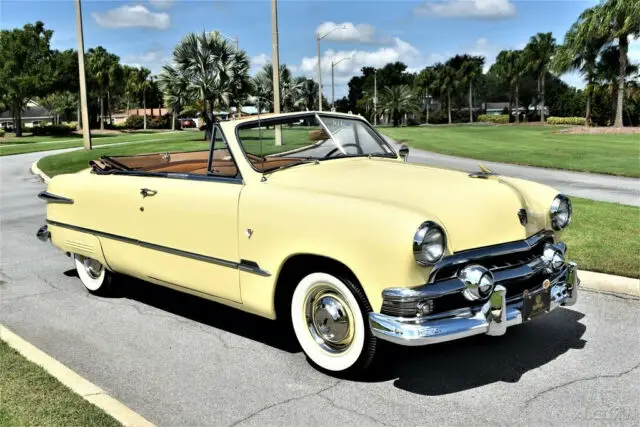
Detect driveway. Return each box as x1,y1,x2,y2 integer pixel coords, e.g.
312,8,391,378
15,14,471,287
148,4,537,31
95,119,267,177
383,138,640,207
1,151,639,426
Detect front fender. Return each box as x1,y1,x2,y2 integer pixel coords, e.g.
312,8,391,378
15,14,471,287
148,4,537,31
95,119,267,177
238,184,438,313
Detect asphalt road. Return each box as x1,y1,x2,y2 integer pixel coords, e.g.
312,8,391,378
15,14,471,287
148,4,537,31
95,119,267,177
383,138,640,206
1,151,640,426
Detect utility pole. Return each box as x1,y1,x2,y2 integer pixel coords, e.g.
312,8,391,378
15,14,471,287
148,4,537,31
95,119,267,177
271,0,282,145
373,70,377,126
74,0,91,149
316,34,322,111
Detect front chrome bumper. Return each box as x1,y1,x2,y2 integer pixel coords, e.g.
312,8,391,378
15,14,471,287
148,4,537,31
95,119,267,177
369,262,579,346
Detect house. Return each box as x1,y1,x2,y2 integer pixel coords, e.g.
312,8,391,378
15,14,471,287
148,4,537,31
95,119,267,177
0,101,53,130
483,102,549,116
111,108,170,124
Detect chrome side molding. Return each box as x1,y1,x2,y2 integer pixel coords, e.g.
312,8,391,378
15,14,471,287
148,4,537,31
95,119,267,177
38,191,74,204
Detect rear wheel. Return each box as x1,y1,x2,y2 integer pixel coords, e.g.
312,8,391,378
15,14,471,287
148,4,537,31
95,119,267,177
290,272,377,373
74,255,115,296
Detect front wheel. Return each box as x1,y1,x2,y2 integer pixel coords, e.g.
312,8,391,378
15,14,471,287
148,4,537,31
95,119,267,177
290,272,377,374
74,255,115,296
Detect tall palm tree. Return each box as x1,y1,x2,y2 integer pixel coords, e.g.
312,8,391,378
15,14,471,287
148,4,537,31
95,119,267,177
86,47,118,130
460,55,485,123
123,65,138,117
172,31,250,136
525,32,556,121
594,0,640,127
133,67,152,130
430,62,460,124
379,85,420,127
158,64,191,130
595,45,639,124
295,78,320,111
252,63,303,112
553,7,607,126
492,50,527,123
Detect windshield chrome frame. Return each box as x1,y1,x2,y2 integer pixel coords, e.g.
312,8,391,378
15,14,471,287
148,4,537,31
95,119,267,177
234,112,397,174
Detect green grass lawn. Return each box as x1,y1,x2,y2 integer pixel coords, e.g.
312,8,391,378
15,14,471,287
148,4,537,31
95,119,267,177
0,341,121,426
0,130,202,156
379,125,640,177
563,198,639,278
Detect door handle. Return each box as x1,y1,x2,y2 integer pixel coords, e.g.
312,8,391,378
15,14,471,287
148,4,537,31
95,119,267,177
140,188,157,198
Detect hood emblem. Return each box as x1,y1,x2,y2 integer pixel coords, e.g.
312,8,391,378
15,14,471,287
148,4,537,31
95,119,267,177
469,164,498,179
517,209,528,226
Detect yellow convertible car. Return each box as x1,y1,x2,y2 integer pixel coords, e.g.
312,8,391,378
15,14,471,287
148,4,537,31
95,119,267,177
37,112,579,374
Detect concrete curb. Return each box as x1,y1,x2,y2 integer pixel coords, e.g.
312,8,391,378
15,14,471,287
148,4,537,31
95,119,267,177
31,159,50,183
29,160,639,298
579,270,640,298
0,325,155,427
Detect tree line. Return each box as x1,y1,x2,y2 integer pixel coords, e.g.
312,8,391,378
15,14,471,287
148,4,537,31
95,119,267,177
339,0,639,127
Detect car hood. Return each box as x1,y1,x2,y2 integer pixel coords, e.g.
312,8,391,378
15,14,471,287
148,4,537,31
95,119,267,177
265,157,556,252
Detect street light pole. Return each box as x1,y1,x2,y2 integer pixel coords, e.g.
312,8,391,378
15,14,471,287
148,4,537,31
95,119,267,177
316,25,347,111
271,0,282,145
373,70,377,126
74,0,91,150
331,56,351,110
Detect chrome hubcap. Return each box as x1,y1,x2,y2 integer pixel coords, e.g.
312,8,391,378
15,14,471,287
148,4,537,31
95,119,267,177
305,285,354,354
83,257,104,279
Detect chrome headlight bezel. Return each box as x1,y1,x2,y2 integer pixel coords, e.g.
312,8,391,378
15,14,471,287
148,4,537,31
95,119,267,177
413,221,446,266
550,194,572,230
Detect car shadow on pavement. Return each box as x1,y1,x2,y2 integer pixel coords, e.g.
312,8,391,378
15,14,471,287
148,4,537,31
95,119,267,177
368,308,587,395
79,270,586,395
98,272,300,353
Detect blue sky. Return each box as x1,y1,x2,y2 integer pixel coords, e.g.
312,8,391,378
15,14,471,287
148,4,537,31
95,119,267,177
3,0,637,99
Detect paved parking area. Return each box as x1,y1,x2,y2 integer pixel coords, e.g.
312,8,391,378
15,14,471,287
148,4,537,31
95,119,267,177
1,151,639,426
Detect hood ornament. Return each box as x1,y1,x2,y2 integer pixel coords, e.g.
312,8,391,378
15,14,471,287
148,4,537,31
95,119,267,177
469,164,498,179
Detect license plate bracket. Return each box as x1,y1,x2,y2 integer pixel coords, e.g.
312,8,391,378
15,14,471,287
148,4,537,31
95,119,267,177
522,286,551,320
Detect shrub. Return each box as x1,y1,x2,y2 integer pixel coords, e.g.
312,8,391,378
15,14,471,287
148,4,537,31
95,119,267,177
0,128,5,137
148,115,171,129
31,124,75,136
477,114,509,124
546,116,586,126
124,115,144,129
406,116,420,126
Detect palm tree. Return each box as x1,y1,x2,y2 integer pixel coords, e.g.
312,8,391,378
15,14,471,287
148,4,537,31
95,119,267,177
123,65,138,118
595,45,639,124
460,55,485,123
86,47,119,130
430,63,460,124
133,67,152,130
295,78,320,111
379,85,420,127
594,0,640,127
553,7,607,126
158,64,191,130
172,31,250,137
492,50,527,123
252,63,303,113
525,32,556,121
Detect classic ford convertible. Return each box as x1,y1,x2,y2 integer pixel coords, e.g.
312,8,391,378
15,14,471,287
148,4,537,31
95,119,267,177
37,112,578,373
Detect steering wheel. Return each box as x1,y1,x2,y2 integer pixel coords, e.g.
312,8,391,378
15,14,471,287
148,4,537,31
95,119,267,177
324,143,363,158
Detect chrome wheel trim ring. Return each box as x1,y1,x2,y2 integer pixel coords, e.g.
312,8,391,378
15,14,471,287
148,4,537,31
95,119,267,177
304,284,355,354
83,257,104,280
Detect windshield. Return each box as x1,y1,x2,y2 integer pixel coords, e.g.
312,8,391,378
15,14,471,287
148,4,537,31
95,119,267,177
236,114,396,173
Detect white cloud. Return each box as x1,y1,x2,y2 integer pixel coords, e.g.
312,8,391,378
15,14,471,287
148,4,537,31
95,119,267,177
629,36,640,65
297,37,422,99
414,0,516,19
122,49,172,74
92,5,170,30
250,53,270,75
148,0,175,9
316,22,379,44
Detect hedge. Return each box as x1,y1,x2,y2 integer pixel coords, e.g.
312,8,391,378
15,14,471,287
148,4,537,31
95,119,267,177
124,115,171,130
31,124,75,136
0,128,5,137
124,115,144,129
477,114,509,124
546,116,586,125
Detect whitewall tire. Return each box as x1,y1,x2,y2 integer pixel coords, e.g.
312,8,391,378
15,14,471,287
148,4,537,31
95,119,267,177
291,272,377,373
74,255,114,295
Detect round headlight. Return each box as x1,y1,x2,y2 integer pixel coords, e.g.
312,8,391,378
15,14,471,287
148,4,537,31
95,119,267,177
413,221,446,265
550,194,572,230
542,243,566,270
459,265,495,301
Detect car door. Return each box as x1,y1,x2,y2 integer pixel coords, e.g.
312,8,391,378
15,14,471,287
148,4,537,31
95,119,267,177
102,129,243,303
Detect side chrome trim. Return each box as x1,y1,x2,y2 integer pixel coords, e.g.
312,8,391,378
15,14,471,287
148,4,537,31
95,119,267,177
427,230,554,282
46,220,271,277
38,191,74,204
